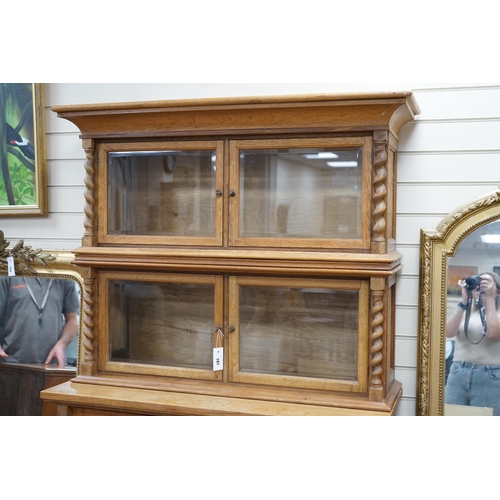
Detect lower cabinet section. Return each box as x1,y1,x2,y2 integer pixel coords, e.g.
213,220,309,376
101,272,371,393
38,269,402,417
41,379,402,416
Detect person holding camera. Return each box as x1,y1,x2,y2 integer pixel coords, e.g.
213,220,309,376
445,271,500,415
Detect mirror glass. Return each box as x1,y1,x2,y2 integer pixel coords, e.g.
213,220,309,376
0,270,83,416
0,276,80,365
444,219,500,415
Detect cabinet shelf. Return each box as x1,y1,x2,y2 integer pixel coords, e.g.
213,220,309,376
72,247,403,276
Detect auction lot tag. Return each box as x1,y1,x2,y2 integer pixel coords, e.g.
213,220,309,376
7,256,15,276
213,347,223,371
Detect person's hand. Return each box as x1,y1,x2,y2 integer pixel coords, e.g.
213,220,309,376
460,283,470,305
0,346,8,359
480,275,497,297
45,342,66,368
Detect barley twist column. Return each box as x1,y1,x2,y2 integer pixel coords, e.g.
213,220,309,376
80,272,96,376
82,139,96,247
79,139,97,375
371,131,389,254
370,289,385,402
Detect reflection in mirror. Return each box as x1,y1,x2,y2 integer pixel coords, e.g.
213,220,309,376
0,245,83,416
445,220,500,415
0,276,80,366
418,189,500,416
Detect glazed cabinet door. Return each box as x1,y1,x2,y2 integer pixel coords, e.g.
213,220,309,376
227,276,370,392
229,137,372,250
97,141,224,246
96,270,370,392
96,137,373,251
98,271,224,381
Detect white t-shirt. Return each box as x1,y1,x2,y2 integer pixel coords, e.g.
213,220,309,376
453,308,500,366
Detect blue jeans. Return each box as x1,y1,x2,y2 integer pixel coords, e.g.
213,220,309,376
445,361,500,415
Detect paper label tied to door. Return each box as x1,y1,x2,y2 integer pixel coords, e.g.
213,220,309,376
213,348,223,371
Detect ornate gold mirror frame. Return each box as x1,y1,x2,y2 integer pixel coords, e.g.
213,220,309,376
0,232,84,370
417,188,500,416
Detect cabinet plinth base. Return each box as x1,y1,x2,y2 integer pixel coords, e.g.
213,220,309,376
41,379,402,416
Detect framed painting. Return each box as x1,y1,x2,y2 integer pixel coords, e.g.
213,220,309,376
0,83,47,216
447,265,478,296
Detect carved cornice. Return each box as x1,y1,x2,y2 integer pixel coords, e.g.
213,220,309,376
52,92,419,140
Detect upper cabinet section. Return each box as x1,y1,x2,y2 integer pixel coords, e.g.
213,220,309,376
98,137,371,249
53,92,420,253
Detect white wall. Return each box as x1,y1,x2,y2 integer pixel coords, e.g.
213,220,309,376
6,83,499,415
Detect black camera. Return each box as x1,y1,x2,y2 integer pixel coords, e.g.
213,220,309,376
464,275,482,291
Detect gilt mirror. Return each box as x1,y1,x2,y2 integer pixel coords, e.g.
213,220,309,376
0,234,83,415
418,189,500,416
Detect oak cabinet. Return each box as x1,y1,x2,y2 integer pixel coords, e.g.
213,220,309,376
41,92,420,416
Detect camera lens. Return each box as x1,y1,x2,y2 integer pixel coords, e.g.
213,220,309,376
465,275,482,291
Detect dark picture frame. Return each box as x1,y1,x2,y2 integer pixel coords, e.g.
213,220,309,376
0,83,47,216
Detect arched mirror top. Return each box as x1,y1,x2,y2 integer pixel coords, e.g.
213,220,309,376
418,188,500,416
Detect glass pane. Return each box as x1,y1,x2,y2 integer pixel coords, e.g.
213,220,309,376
445,219,500,415
109,280,215,370
239,286,359,380
239,148,363,239
108,150,217,237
